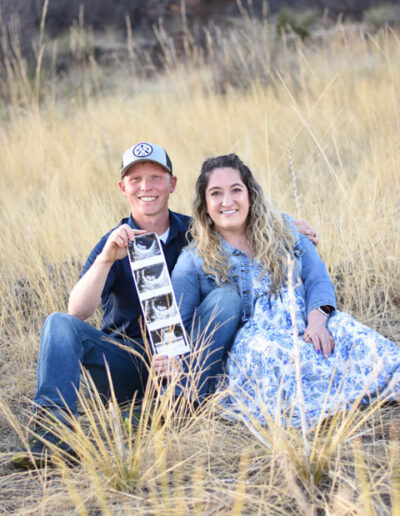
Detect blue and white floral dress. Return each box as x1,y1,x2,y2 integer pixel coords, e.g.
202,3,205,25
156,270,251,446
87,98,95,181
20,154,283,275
224,263,400,428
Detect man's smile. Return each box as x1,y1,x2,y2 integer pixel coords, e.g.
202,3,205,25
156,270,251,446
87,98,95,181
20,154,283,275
139,196,158,202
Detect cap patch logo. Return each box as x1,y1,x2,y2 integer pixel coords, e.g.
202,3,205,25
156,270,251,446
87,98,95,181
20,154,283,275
133,143,153,157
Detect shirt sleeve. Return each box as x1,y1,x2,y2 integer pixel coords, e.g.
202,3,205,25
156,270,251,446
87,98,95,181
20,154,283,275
171,248,201,330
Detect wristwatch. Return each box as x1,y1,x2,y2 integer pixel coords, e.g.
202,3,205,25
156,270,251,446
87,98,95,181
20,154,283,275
317,305,333,317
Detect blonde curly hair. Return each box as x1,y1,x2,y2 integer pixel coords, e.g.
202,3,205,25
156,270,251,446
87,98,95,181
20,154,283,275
190,154,295,296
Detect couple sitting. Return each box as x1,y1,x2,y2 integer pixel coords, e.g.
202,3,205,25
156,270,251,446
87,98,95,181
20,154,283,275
14,142,400,467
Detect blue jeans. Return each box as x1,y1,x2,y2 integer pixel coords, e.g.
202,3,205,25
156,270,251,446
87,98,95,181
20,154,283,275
34,313,149,418
34,286,243,418
178,286,243,403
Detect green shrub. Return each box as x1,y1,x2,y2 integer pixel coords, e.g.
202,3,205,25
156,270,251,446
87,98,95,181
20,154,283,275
364,4,400,29
277,7,320,41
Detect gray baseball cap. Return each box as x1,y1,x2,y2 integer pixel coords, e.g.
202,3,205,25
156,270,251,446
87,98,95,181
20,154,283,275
120,142,173,177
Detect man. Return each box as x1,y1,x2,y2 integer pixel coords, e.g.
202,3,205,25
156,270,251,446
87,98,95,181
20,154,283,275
12,142,244,468
13,142,317,468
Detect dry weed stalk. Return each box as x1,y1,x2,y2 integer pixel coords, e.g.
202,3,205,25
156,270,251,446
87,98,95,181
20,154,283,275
287,255,309,453
287,141,302,219
352,438,374,516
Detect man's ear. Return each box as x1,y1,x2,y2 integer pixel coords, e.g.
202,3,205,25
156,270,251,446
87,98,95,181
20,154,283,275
169,175,177,193
118,179,126,196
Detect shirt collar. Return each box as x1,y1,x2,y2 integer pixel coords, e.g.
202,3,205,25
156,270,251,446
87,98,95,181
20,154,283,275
127,213,141,230
127,211,187,242
167,211,188,242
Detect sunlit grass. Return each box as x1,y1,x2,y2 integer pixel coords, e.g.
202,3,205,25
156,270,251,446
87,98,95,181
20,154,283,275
0,14,399,514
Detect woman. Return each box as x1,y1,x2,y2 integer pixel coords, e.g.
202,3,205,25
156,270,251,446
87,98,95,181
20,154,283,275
171,153,400,427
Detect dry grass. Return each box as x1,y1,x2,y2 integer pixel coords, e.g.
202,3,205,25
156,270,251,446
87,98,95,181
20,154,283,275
0,14,399,515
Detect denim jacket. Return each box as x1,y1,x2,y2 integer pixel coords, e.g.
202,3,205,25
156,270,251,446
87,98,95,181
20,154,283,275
171,221,336,329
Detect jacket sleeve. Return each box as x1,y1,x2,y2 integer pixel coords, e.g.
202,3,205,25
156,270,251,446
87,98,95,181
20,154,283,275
299,233,337,315
171,249,201,330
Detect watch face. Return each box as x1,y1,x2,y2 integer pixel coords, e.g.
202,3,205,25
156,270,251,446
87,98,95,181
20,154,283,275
319,306,332,315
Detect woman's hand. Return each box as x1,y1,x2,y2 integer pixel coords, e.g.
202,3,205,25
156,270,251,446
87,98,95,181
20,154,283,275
152,354,183,379
304,309,334,358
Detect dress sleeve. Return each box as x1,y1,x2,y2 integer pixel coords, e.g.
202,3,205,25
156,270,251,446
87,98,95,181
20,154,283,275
171,248,201,330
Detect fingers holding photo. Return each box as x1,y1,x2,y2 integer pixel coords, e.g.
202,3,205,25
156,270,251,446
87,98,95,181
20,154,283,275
117,224,146,245
152,354,183,379
101,225,147,263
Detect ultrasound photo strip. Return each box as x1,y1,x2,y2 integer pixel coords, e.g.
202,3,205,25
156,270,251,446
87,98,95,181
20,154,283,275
128,233,190,357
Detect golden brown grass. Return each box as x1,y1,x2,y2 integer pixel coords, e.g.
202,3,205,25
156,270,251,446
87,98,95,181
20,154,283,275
0,15,399,515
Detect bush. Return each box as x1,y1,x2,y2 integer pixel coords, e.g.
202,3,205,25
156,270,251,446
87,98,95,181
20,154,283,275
276,7,320,40
364,4,400,29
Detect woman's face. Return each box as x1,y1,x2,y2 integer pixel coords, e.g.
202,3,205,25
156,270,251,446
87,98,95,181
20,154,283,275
205,167,250,236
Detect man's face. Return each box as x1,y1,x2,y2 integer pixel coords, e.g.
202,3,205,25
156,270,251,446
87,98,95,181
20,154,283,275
119,161,177,219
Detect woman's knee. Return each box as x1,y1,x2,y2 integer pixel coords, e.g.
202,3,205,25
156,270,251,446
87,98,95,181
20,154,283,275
212,286,243,319
202,286,243,322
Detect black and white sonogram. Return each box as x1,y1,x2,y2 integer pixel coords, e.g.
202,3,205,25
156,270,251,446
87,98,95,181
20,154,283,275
128,233,161,261
151,324,188,355
143,293,177,323
151,324,185,346
134,262,169,293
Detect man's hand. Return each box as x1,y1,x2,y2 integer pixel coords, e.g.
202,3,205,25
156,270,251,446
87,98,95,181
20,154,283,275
294,220,318,245
100,225,146,263
68,225,146,320
152,354,183,379
303,309,334,358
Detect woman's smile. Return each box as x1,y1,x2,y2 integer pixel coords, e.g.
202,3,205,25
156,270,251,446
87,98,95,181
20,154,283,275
220,209,238,215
